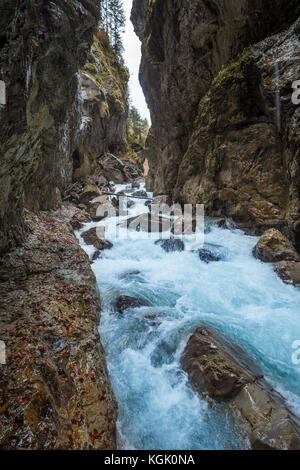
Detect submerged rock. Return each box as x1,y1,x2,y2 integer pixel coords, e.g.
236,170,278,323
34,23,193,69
181,326,300,450
81,227,113,251
115,295,150,314
134,190,148,198
155,239,185,253
193,243,227,263
127,199,135,209
253,229,299,263
118,271,141,280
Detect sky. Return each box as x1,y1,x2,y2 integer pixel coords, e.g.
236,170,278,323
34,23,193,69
122,0,151,123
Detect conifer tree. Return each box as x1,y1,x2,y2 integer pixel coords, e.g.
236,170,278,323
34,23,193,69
99,0,125,58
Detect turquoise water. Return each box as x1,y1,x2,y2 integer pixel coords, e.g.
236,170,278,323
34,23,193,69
78,183,300,450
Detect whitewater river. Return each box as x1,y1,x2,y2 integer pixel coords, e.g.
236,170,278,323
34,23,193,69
78,182,300,450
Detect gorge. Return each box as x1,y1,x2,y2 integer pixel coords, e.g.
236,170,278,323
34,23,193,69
0,0,300,451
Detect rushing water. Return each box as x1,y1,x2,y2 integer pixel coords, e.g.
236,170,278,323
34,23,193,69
78,182,300,450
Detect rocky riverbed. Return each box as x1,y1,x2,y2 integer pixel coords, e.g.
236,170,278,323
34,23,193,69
76,181,300,450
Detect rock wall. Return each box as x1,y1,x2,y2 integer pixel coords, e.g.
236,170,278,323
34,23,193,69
0,0,130,449
0,209,117,450
73,33,129,180
132,0,300,245
0,0,129,255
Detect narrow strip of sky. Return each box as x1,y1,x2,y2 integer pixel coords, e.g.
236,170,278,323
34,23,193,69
122,0,150,123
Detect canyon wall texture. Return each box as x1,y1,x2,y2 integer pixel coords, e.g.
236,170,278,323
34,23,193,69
0,0,130,449
132,0,300,245
0,0,128,255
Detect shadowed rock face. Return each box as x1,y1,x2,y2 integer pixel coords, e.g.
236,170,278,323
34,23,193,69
0,0,129,255
0,0,98,253
181,326,300,450
0,0,131,450
131,0,300,245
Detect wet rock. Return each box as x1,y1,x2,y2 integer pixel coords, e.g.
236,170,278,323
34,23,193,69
0,210,117,450
118,271,141,280
181,326,260,399
142,309,174,326
134,190,148,198
127,199,135,209
181,326,300,450
253,229,299,263
274,261,300,287
79,185,101,205
171,217,198,235
132,0,300,243
86,195,117,221
155,239,185,253
119,213,171,233
92,250,102,261
205,218,228,230
115,295,150,314
98,155,143,185
111,196,119,208
60,203,92,231
193,243,227,263
132,181,140,189
145,200,152,208
81,227,113,251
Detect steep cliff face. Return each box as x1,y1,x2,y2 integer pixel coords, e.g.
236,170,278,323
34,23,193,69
0,209,117,450
132,0,300,243
0,0,95,253
73,32,129,180
0,0,130,449
0,0,129,254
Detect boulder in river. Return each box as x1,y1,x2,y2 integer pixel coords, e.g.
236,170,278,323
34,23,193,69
115,295,150,314
193,243,227,263
274,261,300,287
134,190,148,198
118,271,141,280
155,239,185,253
181,326,300,450
81,227,113,251
253,229,299,263
119,213,171,233
127,199,135,209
